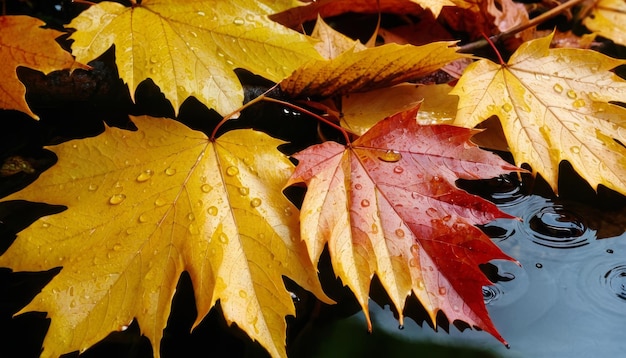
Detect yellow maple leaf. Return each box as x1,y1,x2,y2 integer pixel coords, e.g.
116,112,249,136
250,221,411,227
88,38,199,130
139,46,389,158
451,32,626,195
341,83,457,135
584,0,626,47
0,15,80,119
0,116,331,358
281,42,468,97
68,0,322,116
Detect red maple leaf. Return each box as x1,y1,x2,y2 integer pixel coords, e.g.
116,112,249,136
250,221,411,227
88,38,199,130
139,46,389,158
287,105,520,345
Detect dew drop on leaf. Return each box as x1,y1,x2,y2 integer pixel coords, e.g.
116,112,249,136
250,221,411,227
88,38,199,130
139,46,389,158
377,150,402,163
501,103,513,112
238,187,249,196
113,243,122,251
42,222,51,228
233,17,245,25
136,169,154,182
138,214,148,223
155,198,167,207
360,199,370,207
165,167,176,176
553,83,563,94
354,183,363,190
410,244,419,255
239,290,248,298
566,90,577,99
109,194,126,205
250,198,262,207
226,166,239,176
207,206,218,216
219,233,229,244
570,146,580,154
88,183,98,191
201,184,212,193
409,258,418,267
395,228,405,238
438,287,447,295
197,11,205,16
284,207,293,217
393,166,404,174
572,99,586,108
187,213,195,221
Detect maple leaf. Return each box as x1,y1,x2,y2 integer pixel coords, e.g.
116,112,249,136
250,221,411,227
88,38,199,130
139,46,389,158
341,83,457,135
451,32,626,195
0,15,80,119
287,105,519,344
584,0,626,47
280,42,467,97
68,0,322,116
0,116,331,358
271,0,454,28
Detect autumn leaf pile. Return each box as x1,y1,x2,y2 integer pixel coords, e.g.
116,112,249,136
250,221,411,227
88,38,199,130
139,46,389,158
1,0,625,357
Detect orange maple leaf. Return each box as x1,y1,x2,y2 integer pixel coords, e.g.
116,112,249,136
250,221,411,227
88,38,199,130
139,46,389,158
0,15,81,119
287,105,520,344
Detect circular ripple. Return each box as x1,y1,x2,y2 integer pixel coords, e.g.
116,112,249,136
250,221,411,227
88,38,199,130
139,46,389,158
482,261,529,307
522,202,591,249
576,257,626,316
483,175,529,209
604,265,626,300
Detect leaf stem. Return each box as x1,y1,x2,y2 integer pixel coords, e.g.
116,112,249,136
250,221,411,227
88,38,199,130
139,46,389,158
209,85,280,140
459,0,590,53
261,97,352,145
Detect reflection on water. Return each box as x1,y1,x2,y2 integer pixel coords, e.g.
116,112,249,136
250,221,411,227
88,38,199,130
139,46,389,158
366,175,626,357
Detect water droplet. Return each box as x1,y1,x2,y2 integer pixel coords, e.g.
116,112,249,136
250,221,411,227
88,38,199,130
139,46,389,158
138,214,148,223
189,30,198,38
570,146,580,154
501,103,513,112
535,263,543,269
284,207,293,217
395,228,405,238
354,183,363,190
42,222,51,228
553,83,563,94
410,244,419,255
155,198,167,207
207,206,218,216
149,55,158,64
426,207,438,217
187,213,195,221
360,199,370,207
250,198,262,208
607,249,614,254
417,280,425,289
572,98,586,108
438,287,447,295
233,17,245,25
371,223,379,234
136,169,154,182
239,289,248,298
109,194,126,205
567,90,577,99
393,166,404,174
377,150,402,163
238,187,249,196
197,11,206,16
165,167,176,176
88,183,98,191
201,184,212,193
113,243,122,251
409,258,419,267
226,166,239,176
432,175,442,182
219,233,229,244
398,324,404,330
